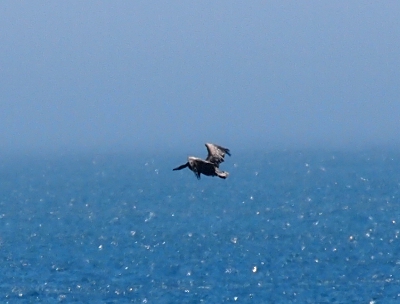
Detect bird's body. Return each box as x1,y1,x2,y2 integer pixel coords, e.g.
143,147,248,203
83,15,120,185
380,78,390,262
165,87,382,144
173,143,231,179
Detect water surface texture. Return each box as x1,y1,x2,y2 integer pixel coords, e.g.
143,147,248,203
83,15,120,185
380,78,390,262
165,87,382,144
1,150,400,303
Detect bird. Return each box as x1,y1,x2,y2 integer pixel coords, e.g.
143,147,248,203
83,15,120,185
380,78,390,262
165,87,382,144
173,143,231,179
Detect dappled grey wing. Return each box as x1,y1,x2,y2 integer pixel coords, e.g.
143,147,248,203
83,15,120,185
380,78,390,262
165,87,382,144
173,162,189,171
205,143,231,167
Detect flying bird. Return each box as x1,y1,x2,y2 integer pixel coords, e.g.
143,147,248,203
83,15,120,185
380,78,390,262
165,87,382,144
173,143,231,179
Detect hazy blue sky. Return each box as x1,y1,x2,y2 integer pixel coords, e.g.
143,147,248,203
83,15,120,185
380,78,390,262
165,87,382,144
1,1,399,154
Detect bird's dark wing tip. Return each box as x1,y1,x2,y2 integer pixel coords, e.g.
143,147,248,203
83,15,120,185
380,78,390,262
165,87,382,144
173,162,189,171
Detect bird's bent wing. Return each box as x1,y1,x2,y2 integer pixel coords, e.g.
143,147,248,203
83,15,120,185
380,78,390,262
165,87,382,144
205,143,231,167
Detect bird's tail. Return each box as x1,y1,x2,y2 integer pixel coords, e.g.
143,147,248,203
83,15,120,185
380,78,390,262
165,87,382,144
216,169,229,179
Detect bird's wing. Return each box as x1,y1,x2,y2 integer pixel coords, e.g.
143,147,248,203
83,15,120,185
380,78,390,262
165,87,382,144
205,143,231,167
173,162,189,171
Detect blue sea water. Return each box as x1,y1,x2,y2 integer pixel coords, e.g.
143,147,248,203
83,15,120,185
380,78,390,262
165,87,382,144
1,150,400,303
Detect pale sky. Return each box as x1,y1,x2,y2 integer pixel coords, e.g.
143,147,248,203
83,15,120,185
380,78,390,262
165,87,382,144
1,1,399,154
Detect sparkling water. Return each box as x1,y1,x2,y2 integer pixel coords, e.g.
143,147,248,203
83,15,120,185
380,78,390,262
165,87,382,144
1,150,399,303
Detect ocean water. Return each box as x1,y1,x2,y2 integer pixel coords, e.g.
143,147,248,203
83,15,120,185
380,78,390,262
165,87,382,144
1,150,400,303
